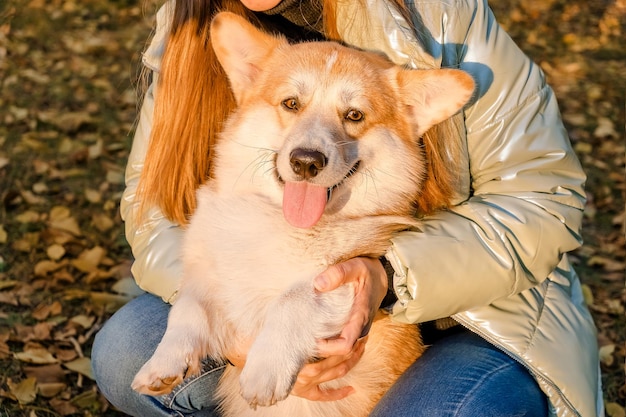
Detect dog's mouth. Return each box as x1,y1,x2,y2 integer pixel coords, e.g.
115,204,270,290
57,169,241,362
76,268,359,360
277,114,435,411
277,160,360,228
276,160,361,199
326,160,360,201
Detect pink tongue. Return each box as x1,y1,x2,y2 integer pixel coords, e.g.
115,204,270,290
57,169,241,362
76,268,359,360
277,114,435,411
282,182,327,228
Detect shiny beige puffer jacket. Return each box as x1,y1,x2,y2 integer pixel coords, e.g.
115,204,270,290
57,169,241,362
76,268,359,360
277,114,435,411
121,0,603,415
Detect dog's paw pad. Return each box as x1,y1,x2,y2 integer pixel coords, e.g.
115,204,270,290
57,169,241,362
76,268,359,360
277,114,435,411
132,364,186,396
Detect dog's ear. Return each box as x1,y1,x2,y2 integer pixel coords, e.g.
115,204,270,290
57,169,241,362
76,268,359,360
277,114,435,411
210,12,285,103
395,69,475,137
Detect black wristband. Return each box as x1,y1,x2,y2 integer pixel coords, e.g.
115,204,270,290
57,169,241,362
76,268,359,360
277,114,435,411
379,256,398,309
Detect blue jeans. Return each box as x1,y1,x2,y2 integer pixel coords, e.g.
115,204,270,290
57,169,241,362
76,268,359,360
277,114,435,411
92,293,548,416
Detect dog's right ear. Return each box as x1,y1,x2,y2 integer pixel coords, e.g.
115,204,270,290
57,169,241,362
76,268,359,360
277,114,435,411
210,12,285,103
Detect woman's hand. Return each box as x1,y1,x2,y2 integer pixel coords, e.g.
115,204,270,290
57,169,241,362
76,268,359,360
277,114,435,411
288,257,388,401
314,257,389,357
227,337,368,402
291,336,367,401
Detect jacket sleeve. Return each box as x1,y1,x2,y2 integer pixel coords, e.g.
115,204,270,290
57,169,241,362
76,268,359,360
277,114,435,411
119,1,182,304
387,0,586,323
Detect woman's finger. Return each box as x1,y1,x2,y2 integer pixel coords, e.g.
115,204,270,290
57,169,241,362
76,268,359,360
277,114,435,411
292,384,356,402
316,312,368,356
291,337,367,401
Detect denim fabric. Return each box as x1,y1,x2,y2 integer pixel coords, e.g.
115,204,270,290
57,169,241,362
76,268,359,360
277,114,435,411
92,294,547,416
92,294,224,417
370,330,548,417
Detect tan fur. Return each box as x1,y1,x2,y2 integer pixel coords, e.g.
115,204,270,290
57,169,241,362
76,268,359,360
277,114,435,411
132,13,474,417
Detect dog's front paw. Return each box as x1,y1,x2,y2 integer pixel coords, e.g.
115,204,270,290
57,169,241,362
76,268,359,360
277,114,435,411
239,350,301,408
132,367,184,396
132,350,202,396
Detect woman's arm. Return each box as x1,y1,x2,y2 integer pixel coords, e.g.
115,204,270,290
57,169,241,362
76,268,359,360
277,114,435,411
388,0,586,323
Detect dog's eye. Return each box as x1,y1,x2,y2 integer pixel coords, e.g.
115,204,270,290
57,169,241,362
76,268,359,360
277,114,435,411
282,98,299,111
345,109,364,122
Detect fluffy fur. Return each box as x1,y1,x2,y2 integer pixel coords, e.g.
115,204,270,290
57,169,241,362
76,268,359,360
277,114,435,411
132,12,474,417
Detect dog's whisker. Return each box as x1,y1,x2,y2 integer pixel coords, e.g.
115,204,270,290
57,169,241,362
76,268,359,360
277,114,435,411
233,150,277,187
232,139,279,154
361,167,380,199
334,140,353,148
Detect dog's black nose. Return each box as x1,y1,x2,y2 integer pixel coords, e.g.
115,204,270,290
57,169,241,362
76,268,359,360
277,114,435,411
289,149,327,179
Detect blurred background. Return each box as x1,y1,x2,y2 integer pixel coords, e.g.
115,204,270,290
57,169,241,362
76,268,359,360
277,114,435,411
0,0,623,415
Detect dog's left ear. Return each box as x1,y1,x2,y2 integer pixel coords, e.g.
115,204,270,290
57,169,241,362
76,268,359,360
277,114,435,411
395,69,475,136
210,12,286,103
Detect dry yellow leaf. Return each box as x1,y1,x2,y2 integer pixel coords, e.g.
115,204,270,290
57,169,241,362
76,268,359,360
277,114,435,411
92,213,114,232
7,377,37,405
47,244,66,261
84,188,102,203
0,225,7,244
63,357,94,380
599,344,615,367
70,314,95,329
38,382,67,398
14,346,58,365
15,210,40,223
49,216,82,236
49,205,71,221
606,403,626,417
33,260,65,277
70,246,106,273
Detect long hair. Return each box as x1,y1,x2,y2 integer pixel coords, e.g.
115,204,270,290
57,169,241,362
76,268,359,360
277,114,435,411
138,1,260,225
389,0,465,214
138,0,461,225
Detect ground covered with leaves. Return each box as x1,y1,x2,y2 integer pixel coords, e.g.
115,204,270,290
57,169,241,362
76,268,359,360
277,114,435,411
0,0,624,416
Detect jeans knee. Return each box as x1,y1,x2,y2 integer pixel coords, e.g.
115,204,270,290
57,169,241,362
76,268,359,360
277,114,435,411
91,319,130,399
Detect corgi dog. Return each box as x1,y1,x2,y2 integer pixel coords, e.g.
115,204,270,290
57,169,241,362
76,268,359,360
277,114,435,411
132,11,474,417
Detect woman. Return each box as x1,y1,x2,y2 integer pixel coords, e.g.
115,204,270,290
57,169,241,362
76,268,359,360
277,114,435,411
92,0,603,416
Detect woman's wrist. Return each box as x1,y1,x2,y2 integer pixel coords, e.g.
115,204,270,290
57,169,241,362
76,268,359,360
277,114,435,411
379,256,398,310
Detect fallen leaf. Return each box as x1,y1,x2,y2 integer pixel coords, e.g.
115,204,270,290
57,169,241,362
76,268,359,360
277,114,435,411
606,402,626,417
89,291,132,312
37,110,92,133
594,117,617,138
70,390,100,409
63,357,94,380
0,338,10,359
14,346,58,365
7,377,37,405
38,382,67,398
49,206,82,236
587,255,625,272
88,139,103,159
49,216,82,236
69,314,95,329
21,190,47,205
0,292,18,306
70,246,106,273
105,169,124,184
33,260,65,277
111,277,144,297
24,363,66,384
49,397,78,416
47,244,66,261
15,210,40,223
581,284,594,306
84,188,102,203
31,301,63,320
0,225,7,244
599,344,615,366
91,213,114,232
